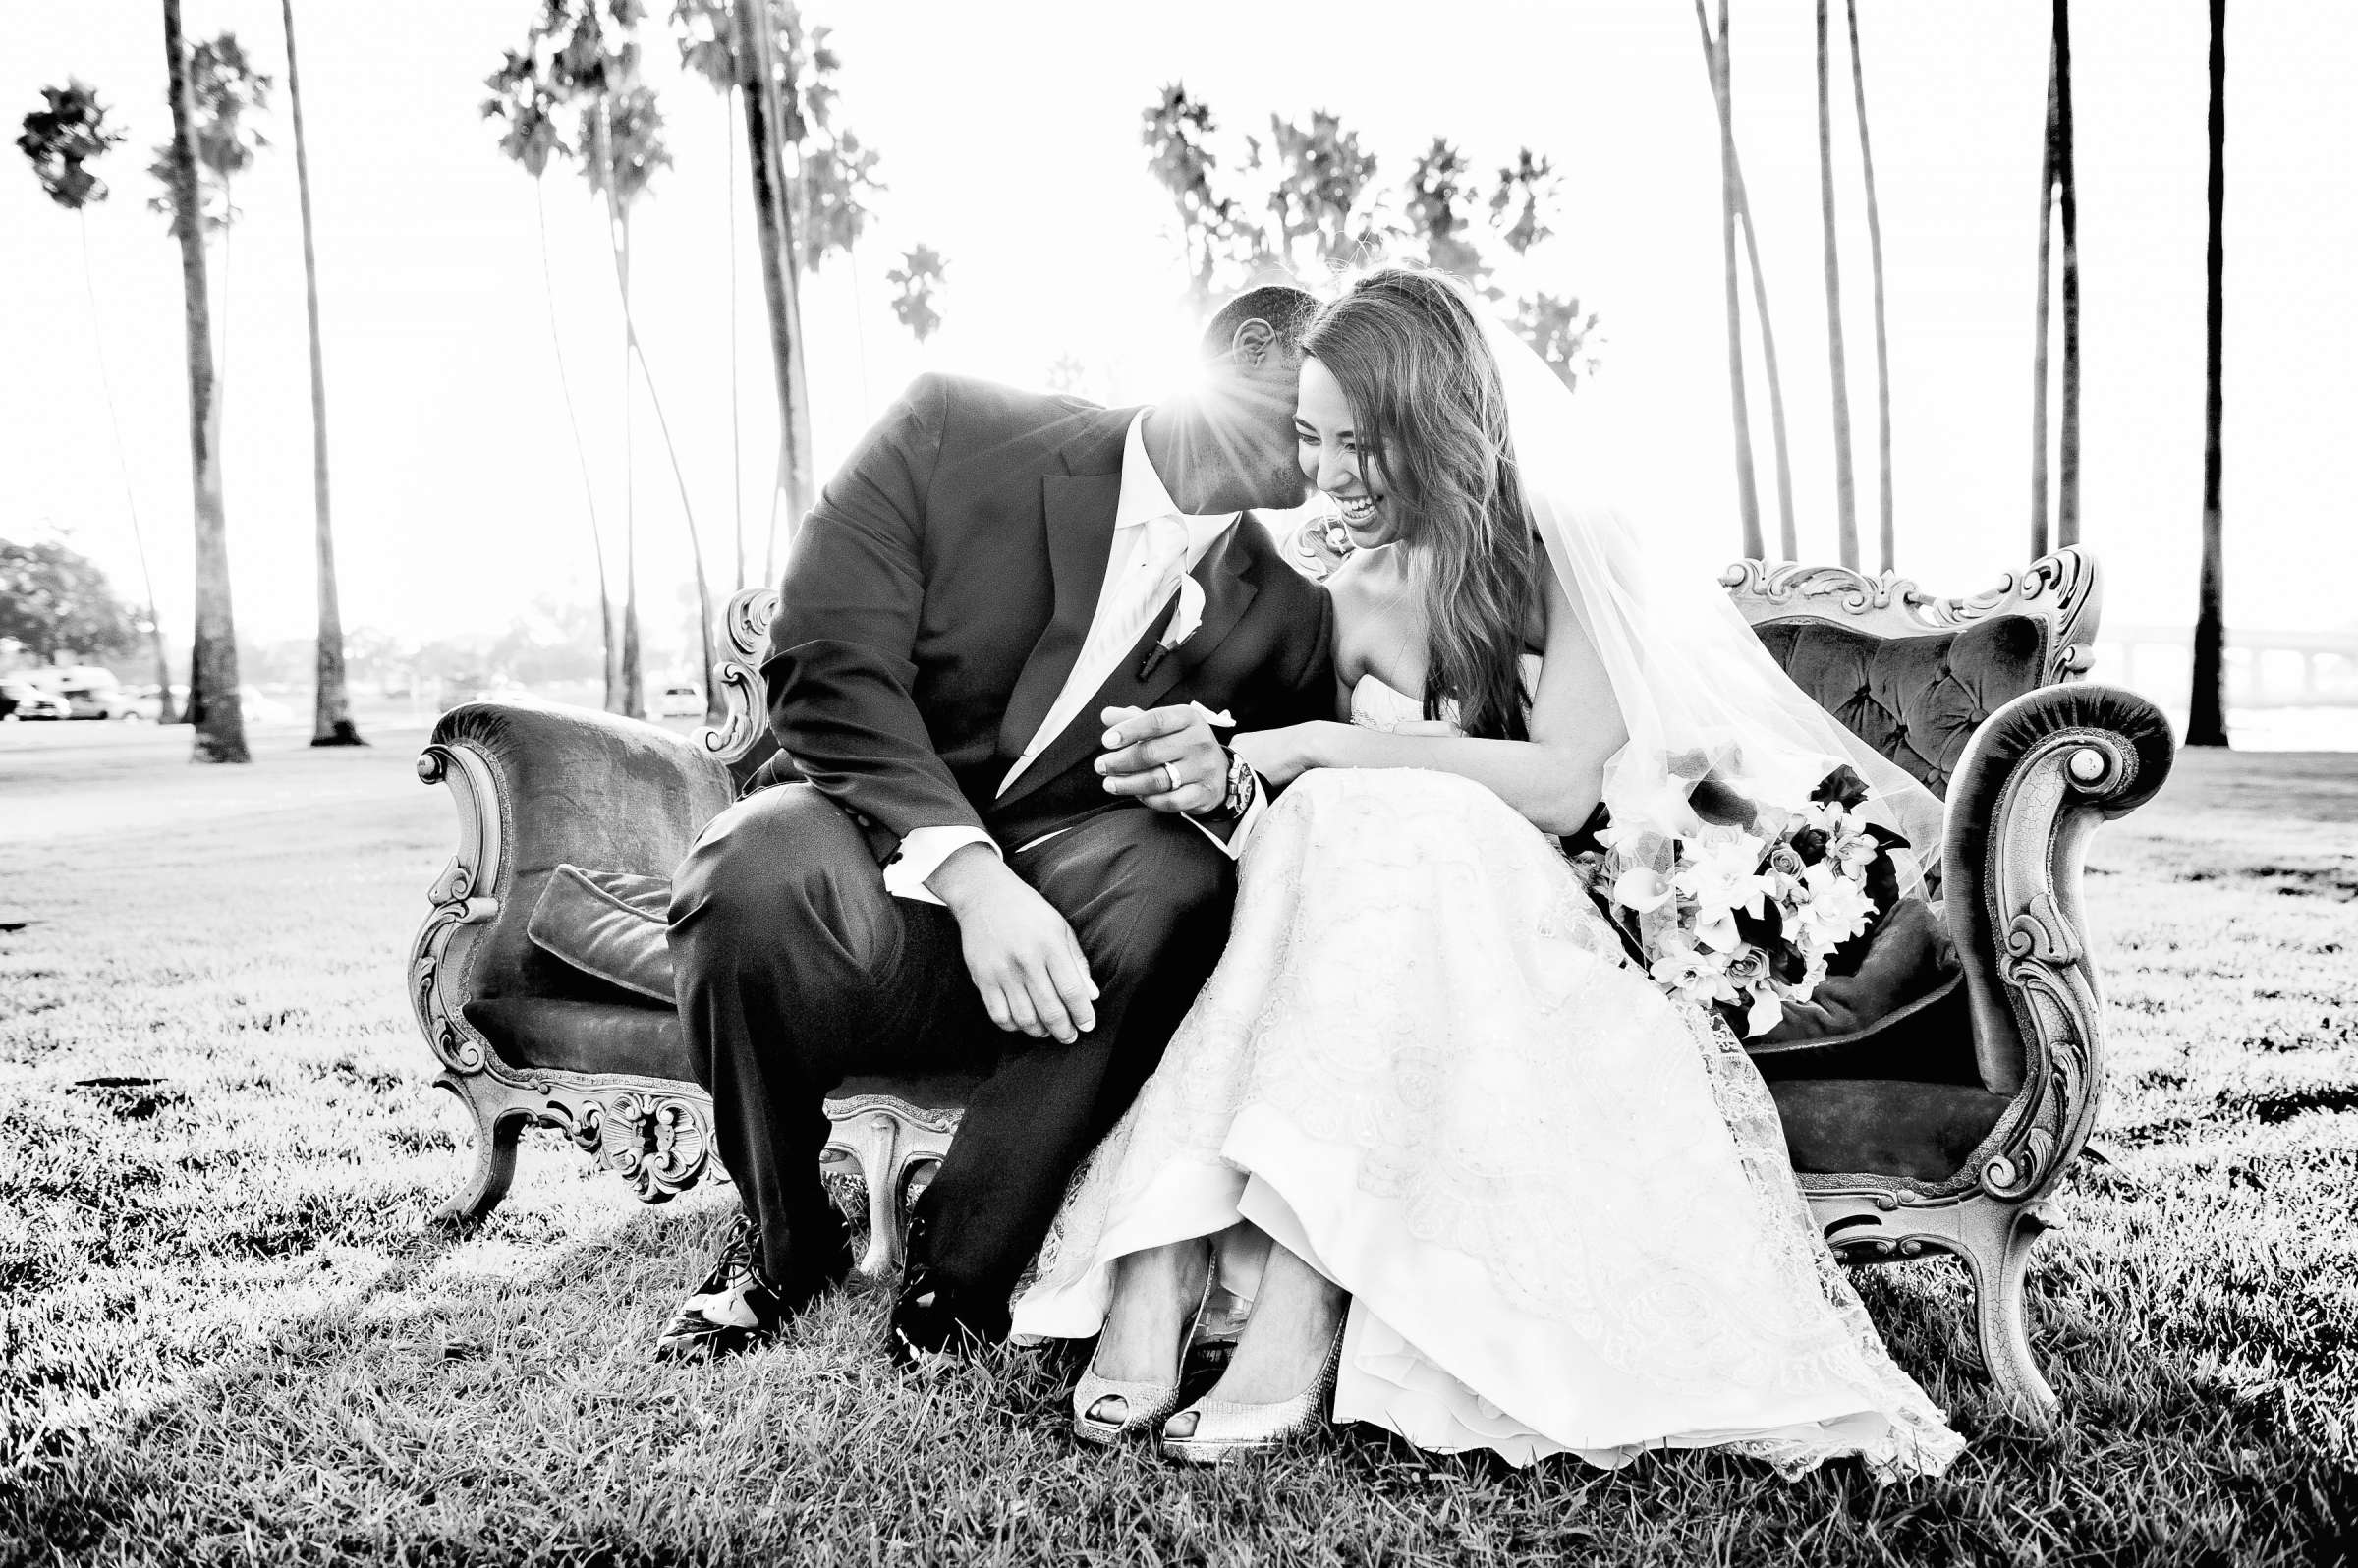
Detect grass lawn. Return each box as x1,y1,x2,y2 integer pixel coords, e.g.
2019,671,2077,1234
1,720,2352,1566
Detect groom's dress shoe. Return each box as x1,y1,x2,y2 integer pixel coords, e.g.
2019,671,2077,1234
884,1263,1011,1369
654,1211,853,1363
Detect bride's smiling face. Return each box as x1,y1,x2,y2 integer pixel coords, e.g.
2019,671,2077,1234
1295,356,1399,549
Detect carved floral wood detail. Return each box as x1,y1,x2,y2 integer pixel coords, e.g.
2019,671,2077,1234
412,712,961,1271
1719,544,2161,1412
412,737,727,1213
1722,546,2102,685
700,588,782,768
1788,707,2155,1412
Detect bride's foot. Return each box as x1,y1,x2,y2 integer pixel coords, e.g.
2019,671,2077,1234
1073,1239,1210,1443
1161,1243,1346,1461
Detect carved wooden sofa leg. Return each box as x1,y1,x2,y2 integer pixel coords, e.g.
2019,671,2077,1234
433,1069,542,1226
1956,1193,2060,1412
820,1094,963,1278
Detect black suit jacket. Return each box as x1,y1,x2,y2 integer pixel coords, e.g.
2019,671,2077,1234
758,373,1335,865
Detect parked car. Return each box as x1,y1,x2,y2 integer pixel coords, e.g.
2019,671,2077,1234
57,678,143,721
659,683,704,718
0,679,70,721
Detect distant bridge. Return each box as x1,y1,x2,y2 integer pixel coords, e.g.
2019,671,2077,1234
2099,625,2358,708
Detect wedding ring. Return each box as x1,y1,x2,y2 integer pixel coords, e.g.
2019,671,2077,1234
1161,762,1178,794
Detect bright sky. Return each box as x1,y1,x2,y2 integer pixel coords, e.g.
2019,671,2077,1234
2,2,2352,677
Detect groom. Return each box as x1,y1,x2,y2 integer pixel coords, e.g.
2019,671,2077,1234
660,286,1334,1362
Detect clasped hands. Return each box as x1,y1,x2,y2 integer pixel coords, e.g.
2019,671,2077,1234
1094,702,1231,814
926,703,1234,1048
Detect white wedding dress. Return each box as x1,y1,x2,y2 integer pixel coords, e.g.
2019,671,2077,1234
1009,675,1964,1480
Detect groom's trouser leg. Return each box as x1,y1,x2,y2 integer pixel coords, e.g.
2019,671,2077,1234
908,809,1235,1310
668,784,1234,1309
671,784,987,1292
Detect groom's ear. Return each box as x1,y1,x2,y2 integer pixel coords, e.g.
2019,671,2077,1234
1226,316,1282,373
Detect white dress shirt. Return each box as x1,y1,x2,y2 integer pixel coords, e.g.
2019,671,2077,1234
884,412,1268,904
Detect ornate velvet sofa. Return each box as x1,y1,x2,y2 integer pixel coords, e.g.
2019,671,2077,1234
409,543,2171,1410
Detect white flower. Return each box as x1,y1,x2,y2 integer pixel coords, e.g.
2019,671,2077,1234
1612,864,1676,914
1744,987,1786,1037
1672,831,1771,923
1158,574,1206,655
1797,861,1877,947
1831,828,1881,880
1649,937,1737,1011
1722,946,1771,984
1692,904,1741,953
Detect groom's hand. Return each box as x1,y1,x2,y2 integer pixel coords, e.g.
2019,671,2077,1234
928,844,1098,1043
1095,705,1228,816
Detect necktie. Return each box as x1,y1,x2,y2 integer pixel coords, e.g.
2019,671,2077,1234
1080,513,1190,691
999,514,1193,797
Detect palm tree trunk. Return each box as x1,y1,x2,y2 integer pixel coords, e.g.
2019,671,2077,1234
1817,0,1859,570
2053,0,2081,548
1694,1,1794,559
588,163,718,723
1737,199,1798,559
534,177,619,714
619,216,644,722
762,445,786,586
2031,27,2055,561
616,300,722,727
726,89,745,594
162,0,246,763
1845,0,1895,572
215,174,231,457
1695,0,1762,559
2188,0,2229,748
586,81,646,724
735,0,816,542
78,208,178,723
280,0,362,747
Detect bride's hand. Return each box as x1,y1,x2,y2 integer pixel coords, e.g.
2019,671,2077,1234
1232,724,1328,787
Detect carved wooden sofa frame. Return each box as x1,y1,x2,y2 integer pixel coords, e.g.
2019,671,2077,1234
1720,549,2171,1411
410,545,2171,1411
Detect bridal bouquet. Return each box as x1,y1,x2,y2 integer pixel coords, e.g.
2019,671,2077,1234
1591,785,1888,1038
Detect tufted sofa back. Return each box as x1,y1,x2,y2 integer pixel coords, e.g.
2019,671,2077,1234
1723,551,2103,816
1751,616,2048,799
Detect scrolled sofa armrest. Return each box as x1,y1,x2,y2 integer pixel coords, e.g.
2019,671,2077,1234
416,701,737,1024
1939,682,2174,1139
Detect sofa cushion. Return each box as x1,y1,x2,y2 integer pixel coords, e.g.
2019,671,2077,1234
465,994,982,1112
469,994,693,1080
527,864,676,1004
1744,898,1979,1085
429,701,736,1014
1751,613,2048,797
1768,1078,2012,1183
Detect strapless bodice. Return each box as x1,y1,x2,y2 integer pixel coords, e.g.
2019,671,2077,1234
1349,674,1463,736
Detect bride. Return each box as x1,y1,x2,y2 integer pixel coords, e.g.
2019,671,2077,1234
1009,266,1962,1479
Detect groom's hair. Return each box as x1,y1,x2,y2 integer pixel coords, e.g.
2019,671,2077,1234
1200,285,1319,364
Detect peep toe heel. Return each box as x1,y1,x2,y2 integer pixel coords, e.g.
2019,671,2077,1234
1158,1318,1346,1465
1071,1268,1214,1447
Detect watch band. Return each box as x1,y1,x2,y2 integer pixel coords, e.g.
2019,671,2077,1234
1198,750,1254,825
1194,749,1256,825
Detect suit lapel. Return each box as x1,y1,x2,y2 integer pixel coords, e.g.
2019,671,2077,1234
995,517,1262,812
996,449,1127,758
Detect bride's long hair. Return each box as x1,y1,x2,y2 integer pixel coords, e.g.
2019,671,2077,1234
1302,267,1539,742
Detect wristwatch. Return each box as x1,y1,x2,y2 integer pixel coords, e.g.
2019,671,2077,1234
1193,748,1259,826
